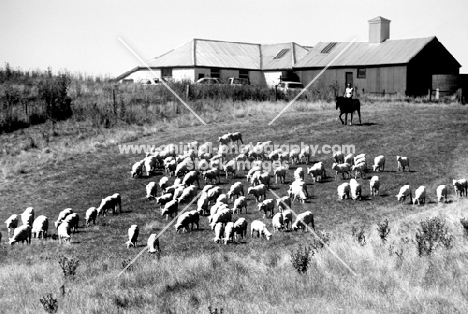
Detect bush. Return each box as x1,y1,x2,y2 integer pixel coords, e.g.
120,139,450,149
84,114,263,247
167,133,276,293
376,219,390,243
415,217,454,256
460,218,468,237
58,255,79,280
39,293,58,314
351,226,366,246
208,306,224,314
290,244,313,274
311,231,330,250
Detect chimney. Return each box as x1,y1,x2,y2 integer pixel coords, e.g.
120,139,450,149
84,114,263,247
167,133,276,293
368,16,391,43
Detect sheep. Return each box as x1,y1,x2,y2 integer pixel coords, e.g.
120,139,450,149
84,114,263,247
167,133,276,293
397,156,410,172
344,153,355,165
289,148,300,165
250,220,272,241
307,162,325,183
222,222,235,244
157,177,169,193
57,222,72,244
177,185,197,203
109,193,122,214
22,207,34,221
164,183,183,196
175,210,199,233
272,213,284,232
97,194,122,216
227,182,244,200
453,179,468,197
246,166,262,181
165,160,177,177
209,208,232,229
213,222,225,243
233,218,248,242
332,163,352,180
172,184,186,201
31,215,48,239
9,225,32,245
197,194,209,215
372,155,386,172
175,159,192,177
156,193,174,209
337,183,351,200
247,184,267,202
146,182,158,200
232,196,248,214
258,199,275,218
206,186,222,204
288,179,308,203
21,213,34,227
412,186,426,205
349,179,362,201
333,151,344,164
210,201,229,216
223,160,237,179
147,234,160,253
351,162,366,179
203,168,221,184
396,185,412,203
198,159,210,172
144,155,159,176
201,184,214,197
274,165,287,184
62,213,80,233
4,214,19,237
354,155,367,170
298,145,311,164
54,208,73,228
131,160,145,178
437,185,448,203
229,132,244,144
251,171,271,188
292,211,315,232
85,207,97,227
268,149,281,161
182,171,200,188
282,209,293,231
161,200,179,220
126,225,139,248
294,167,305,181
369,176,380,196
218,134,231,145
276,196,292,213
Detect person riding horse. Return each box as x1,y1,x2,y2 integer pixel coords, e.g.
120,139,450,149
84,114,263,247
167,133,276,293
335,84,361,125
344,83,354,99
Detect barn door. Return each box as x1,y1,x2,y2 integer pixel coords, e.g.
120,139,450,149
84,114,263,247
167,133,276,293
345,72,353,87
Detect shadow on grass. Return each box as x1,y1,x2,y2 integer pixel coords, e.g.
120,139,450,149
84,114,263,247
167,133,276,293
360,122,378,126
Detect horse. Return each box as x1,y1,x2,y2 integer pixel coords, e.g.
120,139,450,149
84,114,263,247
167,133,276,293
336,96,362,125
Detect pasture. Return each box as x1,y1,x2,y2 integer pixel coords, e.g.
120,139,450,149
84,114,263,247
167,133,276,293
1,100,468,313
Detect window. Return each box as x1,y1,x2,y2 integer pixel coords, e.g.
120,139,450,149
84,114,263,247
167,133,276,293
321,42,337,54
239,69,249,80
273,48,290,59
161,68,172,78
198,73,205,80
210,68,220,79
357,68,366,79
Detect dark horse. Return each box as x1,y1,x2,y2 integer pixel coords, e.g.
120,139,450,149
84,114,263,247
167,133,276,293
336,97,362,125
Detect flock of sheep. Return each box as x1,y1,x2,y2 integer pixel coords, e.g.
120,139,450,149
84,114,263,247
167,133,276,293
3,131,468,251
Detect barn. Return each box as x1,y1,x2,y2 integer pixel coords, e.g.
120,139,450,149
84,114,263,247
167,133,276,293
293,17,461,97
116,39,310,86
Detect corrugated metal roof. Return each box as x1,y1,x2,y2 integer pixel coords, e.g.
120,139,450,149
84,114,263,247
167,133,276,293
195,39,260,69
294,37,439,68
261,43,310,70
148,40,194,67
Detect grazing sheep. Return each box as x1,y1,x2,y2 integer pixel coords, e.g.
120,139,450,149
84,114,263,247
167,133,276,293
188,141,198,150
412,186,426,205
272,213,284,232
227,182,244,200
203,168,221,184
146,182,158,200
4,214,19,237
349,179,362,200
289,148,300,165
294,167,305,181
232,196,248,214
218,134,231,145
332,163,352,180
175,159,192,177
209,208,232,230
453,179,468,197
161,200,179,220
344,153,355,165
126,225,139,248
276,196,292,213
282,209,293,231
178,185,198,203
213,222,225,243
62,213,79,233
182,171,200,188
437,185,448,203
165,160,177,177
206,186,222,204
354,155,367,170
223,160,236,179
233,218,248,242
246,166,262,181
21,213,34,227
197,194,209,215
9,225,32,245
247,184,267,202
175,210,199,233
298,146,311,164
251,171,271,188
158,176,169,193
164,183,183,196
337,183,351,200
369,176,380,196
372,155,386,172
210,201,229,216
258,199,275,218
22,207,34,220
85,207,97,227
54,208,73,228
198,142,212,158
333,151,344,164
201,184,214,197
292,211,315,232
131,160,145,178
97,194,122,216
307,162,326,183
288,179,308,203
250,220,272,241
57,222,71,244
147,234,160,253
144,155,159,176
274,165,287,184
109,193,122,214
268,149,281,161
31,215,48,239
397,156,410,172
351,162,366,179
222,222,235,245
156,193,174,209
396,185,412,203
229,132,243,144
172,184,185,201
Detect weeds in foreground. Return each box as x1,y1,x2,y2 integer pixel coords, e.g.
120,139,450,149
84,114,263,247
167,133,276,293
121,259,134,272
415,217,454,256
351,226,366,246
58,255,79,280
290,244,313,274
208,306,224,314
460,218,468,237
39,293,58,314
376,219,391,243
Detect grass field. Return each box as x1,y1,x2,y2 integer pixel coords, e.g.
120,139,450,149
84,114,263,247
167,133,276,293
1,100,468,313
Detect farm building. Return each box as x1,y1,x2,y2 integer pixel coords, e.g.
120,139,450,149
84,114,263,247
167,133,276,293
116,39,310,86
293,17,462,97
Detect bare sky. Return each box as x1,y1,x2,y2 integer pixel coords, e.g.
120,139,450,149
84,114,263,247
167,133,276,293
1,0,466,77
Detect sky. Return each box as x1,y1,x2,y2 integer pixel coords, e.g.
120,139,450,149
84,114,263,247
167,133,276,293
1,0,467,77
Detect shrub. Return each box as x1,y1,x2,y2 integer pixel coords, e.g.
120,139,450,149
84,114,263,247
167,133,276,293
39,293,58,314
351,226,366,246
376,219,391,243
208,306,224,314
311,231,330,250
460,218,468,237
415,217,455,256
58,255,79,280
121,258,134,272
290,244,313,274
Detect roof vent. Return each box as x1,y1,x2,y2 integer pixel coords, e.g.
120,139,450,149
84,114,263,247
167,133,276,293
321,42,337,54
273,48,290,59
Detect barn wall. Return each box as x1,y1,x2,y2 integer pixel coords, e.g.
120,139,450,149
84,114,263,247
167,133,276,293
249,70,266,85
220,69,239,83
173,68,195,82
194,68,211,81
125,69,162,83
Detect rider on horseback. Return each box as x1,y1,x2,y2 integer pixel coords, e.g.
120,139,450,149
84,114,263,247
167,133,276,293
344,83,354,99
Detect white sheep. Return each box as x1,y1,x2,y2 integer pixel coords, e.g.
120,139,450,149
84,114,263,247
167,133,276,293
178,185,198,203
397,156,410,172
9,225,32,245
210,201,229,217
437,185,448,203
213,222,225,243
22,207,34,221
62,213,79,233
247,184,267,202
206,186,222,204
272,213,284,232
203,168,221,185
227,182,244,200
369,176,380,196
412,186,426,205
85,207,97,227
307,162,325,183
232,196,248,214
175,159,192,177
233,218,248,242
298,145,311,164
288,179,308,203
276,196,292,213
250,220,272,241
126,225,139,248
372,155,386,172
396,185,412,203
337,183,351,200
453,179,468,197
258,199,275,218
333,151,344,164
294,167,305,181
156,193,174,209
57,222,71,244
222,222,235,245
344,153,355,165
144,155,158,176
175,210,199,233
172,184,185,201
31,215,48,239
4,214,19,237
147,234,160,253
131,160,145,178
349,179,362,201
251,171,271,188
331,163,351,180
246,166,262,181
209,208,232,230
289,148,300,165
97,194,122,215
165,160,177,177
54,208,73,228
292,211,315,232
197,194,209,215
218,134,231,145
182,171,200,187
229,132,243,144
223,160,237,179
282,209,293,231
161,200,179,220
21,213,34,227
274,165,287,184
146,182,158,200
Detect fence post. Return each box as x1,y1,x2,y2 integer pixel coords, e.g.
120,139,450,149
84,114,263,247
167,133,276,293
185,84,190,101
435,88,439,100
428,89,432,101
112,88,117,115
275,85,278,101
